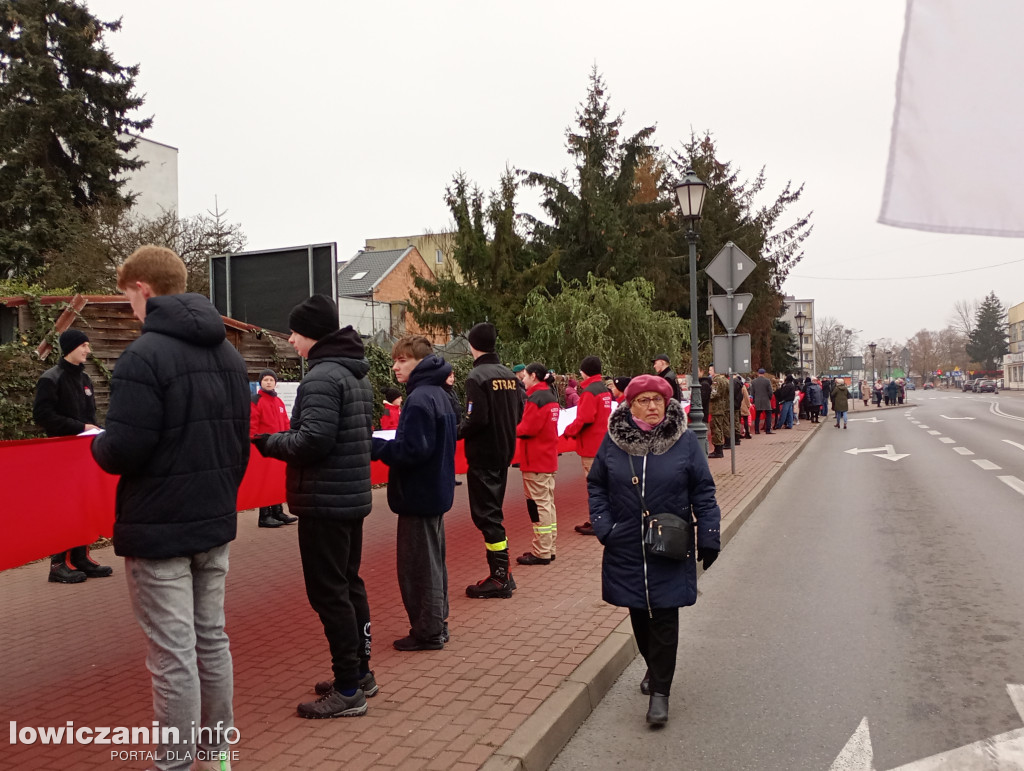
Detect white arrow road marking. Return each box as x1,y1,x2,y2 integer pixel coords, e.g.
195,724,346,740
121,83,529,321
940,415,975,420
830,717,874,771
953,447,974,455
845,445,909,461
938,438,955,444
1003,440,1024,452
999,476,1024,497
835,685,1024,771
973,460,1002,471
849,417,884,423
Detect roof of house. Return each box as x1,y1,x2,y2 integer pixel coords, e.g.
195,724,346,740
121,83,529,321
337,247,415,296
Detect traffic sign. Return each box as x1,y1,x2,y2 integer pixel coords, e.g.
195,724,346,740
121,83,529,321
713,334,751,373
709,293,753,332
705,242,756,292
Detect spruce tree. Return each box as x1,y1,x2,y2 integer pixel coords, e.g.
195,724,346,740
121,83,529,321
966,291,1007,370
0,0,151,278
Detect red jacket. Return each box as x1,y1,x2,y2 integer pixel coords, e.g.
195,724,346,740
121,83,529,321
516,383,560,473
562,374,612,458
250,390,289,436
380,403,401,430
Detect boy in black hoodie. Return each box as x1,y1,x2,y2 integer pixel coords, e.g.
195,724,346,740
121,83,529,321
254,294,376,719
372,335,457,651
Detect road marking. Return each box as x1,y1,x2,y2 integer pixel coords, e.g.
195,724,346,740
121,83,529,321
973,460,1002,470
938,437,955,444
940,415,975,420
953,447,974,455
927,430,941,435
845,445,909,461
832,685,1024,770
848,417,883,423
918,425,930,429
999,476,1024,497
991,403,1024,422
1003,440,1024,452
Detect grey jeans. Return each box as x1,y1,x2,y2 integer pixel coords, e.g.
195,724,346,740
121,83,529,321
125,543,233,771
396,514,449,643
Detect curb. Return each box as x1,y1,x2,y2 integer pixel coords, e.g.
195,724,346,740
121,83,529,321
482,421,826,771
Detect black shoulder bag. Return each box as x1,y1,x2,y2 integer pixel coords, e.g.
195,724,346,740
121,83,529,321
627,454,694,561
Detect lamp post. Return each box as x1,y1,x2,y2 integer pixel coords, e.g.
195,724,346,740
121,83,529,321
675,169,708,453
886,349,893,379
795,311,806,375
869,342,877,382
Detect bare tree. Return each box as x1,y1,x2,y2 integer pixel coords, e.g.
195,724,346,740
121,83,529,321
949,299,979,338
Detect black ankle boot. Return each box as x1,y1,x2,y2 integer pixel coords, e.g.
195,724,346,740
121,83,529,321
258,507,283,528
272,504,297,524
646,693,669,726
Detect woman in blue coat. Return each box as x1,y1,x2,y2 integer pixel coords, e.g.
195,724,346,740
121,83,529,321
588,374,721,727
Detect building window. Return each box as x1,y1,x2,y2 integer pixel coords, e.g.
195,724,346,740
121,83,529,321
435,249,444,265
350,271,367,280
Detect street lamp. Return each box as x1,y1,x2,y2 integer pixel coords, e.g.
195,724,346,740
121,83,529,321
885,349,893,379
795,311,806,375
869,342,877,382
675,169,708,453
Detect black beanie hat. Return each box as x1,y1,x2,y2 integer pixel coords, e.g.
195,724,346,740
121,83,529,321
289,294,339,340
580,355,602,377
259,368,277,382
59,329,89,357
384,387,402,403
613,376,631,393
467,322,496,353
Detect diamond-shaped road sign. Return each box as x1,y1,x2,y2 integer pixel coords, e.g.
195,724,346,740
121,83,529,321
709,293,753,333
713,333,752,374
705,242,756,292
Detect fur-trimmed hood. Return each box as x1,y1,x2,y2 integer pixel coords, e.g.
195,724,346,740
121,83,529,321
607,399,687,456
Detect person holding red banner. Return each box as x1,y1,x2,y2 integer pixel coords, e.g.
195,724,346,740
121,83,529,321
33,328,113,584
515,364,560,566
564,356,612,537
92,245,251,770
380,387,403,430
249,368,297,528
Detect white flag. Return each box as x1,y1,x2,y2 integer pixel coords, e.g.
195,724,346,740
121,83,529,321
879,0,1024,237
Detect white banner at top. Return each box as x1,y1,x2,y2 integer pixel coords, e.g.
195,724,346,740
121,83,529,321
879,0,1024,237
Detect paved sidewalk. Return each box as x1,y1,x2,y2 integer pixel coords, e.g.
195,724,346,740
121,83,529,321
1,414,858,770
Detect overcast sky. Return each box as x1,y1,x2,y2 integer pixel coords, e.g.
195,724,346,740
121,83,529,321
84,0,1023,346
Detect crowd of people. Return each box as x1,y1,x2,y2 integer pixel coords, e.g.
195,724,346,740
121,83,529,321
39,245,925,760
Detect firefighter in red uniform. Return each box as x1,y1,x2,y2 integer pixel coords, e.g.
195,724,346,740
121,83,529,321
515,364,561,565
563,356,612,536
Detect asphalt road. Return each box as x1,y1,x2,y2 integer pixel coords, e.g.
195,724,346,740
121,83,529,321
551,391,1024,771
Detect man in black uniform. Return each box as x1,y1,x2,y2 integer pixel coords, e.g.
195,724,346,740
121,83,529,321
33,329,113,583
459,322,524,599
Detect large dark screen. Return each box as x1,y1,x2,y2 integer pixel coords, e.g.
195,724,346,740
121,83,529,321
210,244,336,334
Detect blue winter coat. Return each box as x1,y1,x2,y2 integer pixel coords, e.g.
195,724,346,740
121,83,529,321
805,383,823,407
588,400,721,609
372,355,457,517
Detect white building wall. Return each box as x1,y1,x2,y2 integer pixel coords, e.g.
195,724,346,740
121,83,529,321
338,296,391,337
122,135,178,221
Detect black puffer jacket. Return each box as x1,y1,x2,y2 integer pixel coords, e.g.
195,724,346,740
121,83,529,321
91,294,251,559
262,326,373,520
33,358,98,437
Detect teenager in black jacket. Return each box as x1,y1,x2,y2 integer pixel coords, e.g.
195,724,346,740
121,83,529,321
255,294,376,720
34,329,111,583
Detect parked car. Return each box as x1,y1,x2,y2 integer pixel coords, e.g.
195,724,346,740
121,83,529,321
962,379,976,392
905,381,916,390
977,379,999,393
923,382,935,390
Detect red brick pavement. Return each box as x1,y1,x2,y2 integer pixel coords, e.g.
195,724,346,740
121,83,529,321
0,419,824,770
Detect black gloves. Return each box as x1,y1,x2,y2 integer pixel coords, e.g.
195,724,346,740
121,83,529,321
698,547,719,570
251,434,270,456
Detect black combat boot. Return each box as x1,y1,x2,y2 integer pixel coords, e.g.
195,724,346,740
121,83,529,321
272,504,297,524
258,507,283,528
466,550,514,599
708,445,725,459
69,545,113,578
48,552,86,584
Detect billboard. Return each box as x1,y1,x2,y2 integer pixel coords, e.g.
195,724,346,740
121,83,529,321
210,244,337,334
